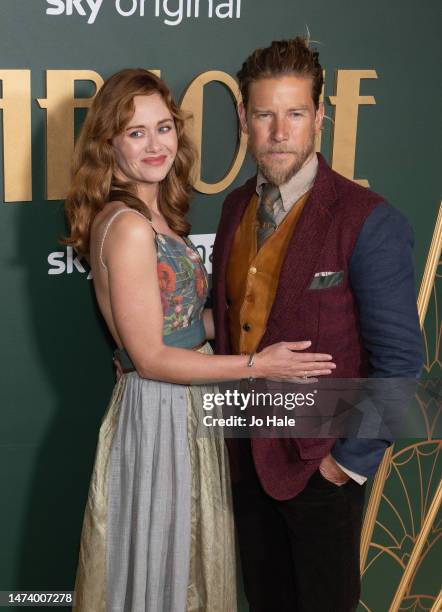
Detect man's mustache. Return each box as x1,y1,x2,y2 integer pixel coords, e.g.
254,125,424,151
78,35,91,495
260,149,296,155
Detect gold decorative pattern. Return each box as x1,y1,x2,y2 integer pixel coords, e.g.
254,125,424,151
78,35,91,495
389,478,442,611
360,203,442,610
360,446,394,572
417,204,442,329
430,590,442,612
359,442,441,612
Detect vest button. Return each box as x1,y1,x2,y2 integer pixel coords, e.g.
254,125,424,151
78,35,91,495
242,323,251,332
249,266,257,275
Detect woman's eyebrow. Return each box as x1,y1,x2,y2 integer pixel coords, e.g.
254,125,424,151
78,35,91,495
126,118,173,130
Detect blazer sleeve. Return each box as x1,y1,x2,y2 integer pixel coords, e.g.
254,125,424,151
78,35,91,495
331,202,424,477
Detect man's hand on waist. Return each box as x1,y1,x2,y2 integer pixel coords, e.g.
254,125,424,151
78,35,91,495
319,453,350,486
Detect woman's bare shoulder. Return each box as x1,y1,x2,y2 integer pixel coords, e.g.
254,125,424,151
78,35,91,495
92,201,128,233
93,202,151,239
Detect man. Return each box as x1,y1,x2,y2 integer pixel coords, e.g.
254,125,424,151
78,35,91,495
211,37,423,611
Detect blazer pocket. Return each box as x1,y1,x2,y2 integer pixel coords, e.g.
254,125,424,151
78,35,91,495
309,270,344,290
294,438,333,461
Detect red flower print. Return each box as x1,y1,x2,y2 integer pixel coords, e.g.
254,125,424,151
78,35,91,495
157,262,176,293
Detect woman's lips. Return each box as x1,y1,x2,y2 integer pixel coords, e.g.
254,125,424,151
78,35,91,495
142,155,167,166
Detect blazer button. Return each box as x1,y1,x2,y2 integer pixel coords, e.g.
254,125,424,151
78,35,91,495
242,323,251,332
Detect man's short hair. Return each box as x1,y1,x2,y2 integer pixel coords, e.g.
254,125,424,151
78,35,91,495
237,36,323,110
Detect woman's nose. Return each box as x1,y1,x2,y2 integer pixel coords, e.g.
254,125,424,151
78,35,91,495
145,131,161,152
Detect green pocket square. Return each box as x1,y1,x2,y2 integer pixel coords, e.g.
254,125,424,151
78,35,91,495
309,271,344,290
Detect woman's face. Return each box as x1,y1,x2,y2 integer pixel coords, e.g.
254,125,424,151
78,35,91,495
112,93,178,187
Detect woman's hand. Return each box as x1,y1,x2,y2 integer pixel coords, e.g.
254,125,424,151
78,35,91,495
253,340,335,380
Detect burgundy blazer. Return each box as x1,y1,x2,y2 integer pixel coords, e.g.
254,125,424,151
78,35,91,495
212,154,384,500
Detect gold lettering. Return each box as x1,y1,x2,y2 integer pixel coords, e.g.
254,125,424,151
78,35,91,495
329,70,377,186
0,70,32,202
180,70,247,194
0,67,382,202
37,70,104,200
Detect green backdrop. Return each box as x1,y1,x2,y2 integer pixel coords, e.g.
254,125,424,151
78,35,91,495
0,1,440,610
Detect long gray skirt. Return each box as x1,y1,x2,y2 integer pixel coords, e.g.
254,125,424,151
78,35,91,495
74,344,236,611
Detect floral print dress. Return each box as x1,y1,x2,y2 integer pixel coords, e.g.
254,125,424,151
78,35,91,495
155,233,207,340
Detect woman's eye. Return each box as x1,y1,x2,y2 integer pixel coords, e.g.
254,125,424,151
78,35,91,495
159,124,173,133
129,130,144,138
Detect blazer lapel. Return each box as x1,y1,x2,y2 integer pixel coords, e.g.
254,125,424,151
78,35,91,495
214,177,256,296
265,155,338,327
212,177,256,353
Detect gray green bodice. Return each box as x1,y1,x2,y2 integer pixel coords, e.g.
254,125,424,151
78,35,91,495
115,233,208,370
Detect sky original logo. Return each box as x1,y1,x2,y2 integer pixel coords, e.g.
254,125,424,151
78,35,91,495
48,247,92,279
47,234,215,278
46,0,103,24
46,0,242,26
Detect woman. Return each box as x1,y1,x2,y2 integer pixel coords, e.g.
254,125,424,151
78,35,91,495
64,68,335,612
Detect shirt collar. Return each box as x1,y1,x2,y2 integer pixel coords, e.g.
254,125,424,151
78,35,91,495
256,153,318,211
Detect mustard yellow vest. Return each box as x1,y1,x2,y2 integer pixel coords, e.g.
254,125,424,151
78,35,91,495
226,191,310,355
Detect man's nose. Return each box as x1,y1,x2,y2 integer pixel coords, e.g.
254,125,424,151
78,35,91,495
271,117,289,142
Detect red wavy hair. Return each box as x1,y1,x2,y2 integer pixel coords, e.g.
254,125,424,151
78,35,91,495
63,68,195,255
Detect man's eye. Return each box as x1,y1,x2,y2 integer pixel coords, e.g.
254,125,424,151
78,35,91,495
257,113,271,119
290,112,302,118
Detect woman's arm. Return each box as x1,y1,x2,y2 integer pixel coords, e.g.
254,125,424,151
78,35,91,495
202,308,215,341
104,214,335,384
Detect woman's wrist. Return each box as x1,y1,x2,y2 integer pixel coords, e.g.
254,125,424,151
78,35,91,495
249,351,264,378
245,352,256,380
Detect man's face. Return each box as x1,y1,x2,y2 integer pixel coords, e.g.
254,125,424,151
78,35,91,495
239,75,324,186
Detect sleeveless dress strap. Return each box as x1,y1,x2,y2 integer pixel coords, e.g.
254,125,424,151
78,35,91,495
99,208,154,270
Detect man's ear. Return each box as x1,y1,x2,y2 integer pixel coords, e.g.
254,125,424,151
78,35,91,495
238,101,249,135
315,101,324,134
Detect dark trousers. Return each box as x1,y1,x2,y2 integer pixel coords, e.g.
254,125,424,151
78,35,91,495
232,441,366,612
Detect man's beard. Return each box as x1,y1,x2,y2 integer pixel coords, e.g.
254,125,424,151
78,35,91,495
252,132,315,186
